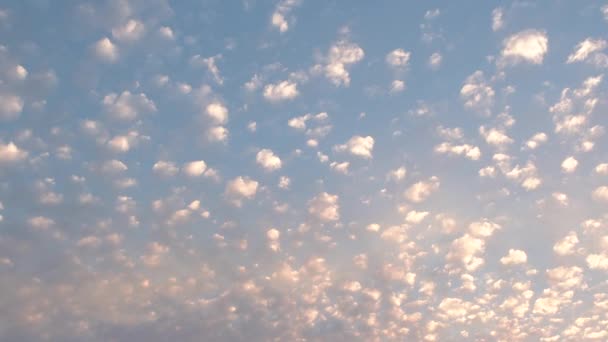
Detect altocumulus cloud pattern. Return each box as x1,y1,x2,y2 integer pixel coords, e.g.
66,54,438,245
1,1,608,341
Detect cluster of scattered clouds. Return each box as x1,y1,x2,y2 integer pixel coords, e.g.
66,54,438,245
1,1,608,341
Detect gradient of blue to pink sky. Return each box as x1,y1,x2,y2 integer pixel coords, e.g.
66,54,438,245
1,1,608,341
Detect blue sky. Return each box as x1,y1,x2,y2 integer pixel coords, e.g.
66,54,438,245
1,0,608,341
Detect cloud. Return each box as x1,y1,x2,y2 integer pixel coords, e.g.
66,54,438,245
27,216,55,230
319,40,365,86
225,176,259,206
93,37,118,62
389,80,405,93
592,186,608,201
0,93,24,121
0,142,27,163
566,38,607,64
111,19,145,42
329,161,349,174
263,80,299,102
205,102,228,125
271,0,301,33
101,159,128,174
386,48,411,68
334,135,375,159
387,166,407,182
595,163,608,175
428,52,442,69
460,71,494,116
152,161,179,177
499,29,548,66
553,231,579,256
102,91,157,121
191,55,224,85
207,126,229,142
404,176,440,203
524,132,548,150
256,149,282,171
434,143,481,160
308,192,339,221
183,160,207,177
561,156,578,173
500,249,528,265
480,126,513,148
492,7,504,31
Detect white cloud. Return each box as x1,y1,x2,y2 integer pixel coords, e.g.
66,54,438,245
561,156,578,173
566,38,607,63
499,29,548,66
288,113,311,130
492,7,504,31
386,48,411,68
434,143,481,160
447,233,486,272
207,126,228,142
0,93,24,120
107,135,130,153
524,132,548,150
102,91,156,121
152,161,179,177
158,26,174,40
329,161,349,174
592,186,608,201
263,80,299,102
404,176,440,203
93,37,118,63
321,40,365,86
308,192,339,222
271,0,301,33
256,149,282,171
553,231,579,256
428,52,442,69
586,254,608,270
0,142,27,163
101,159,128,174
183,160,207,177
500,249,528,265
389,80,405,93
192,55,224,85
480,126,513,148
552,192,569,206
406,210,429,224
595,163,608,175
460,70,494,116
387,166,407,182
206,102,228,125
28,216,55,230
225,176,259,206
334,135,374,159
278,176,290,189
112,19,145,42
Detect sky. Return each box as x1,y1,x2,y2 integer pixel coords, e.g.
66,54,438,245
1,0,608,341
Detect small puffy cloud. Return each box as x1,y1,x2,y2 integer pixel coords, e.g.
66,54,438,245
561,156,578,173
207,126,228,142
566,38,607,63
288,113,311,130
406,210,429,224
428,52,442,69
263,80,299,102
387,166,407,182
389,80,405,93
320,40,365,86
278,176,290,189
256,149,282,171
469,219,501,238
434,143,481,160
205,102,228,125
28,216,54,230
0,141,28,163
112,19,145,42
447,233,486,272
152,161,179,177
308,192,339,222
492,7,504,31
386,48,411,68
158,26,174,40
183,160,207,177
271,0,301,33
595,163,608,175
225,176,258,206
552,192,569,206
101,159,128,174
107,135,130,153
460,70,494,116
524,132,547,150
93,37,118,63
592,186,608,202
404,176,440,203
329,161,349,174
334,135,374,159
102,91,157,121
500,249,528,265
586,254,608,270
480,126,513,148
191,55,224,85
499,29,548,66
553,231,579,256
0,93,24,121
